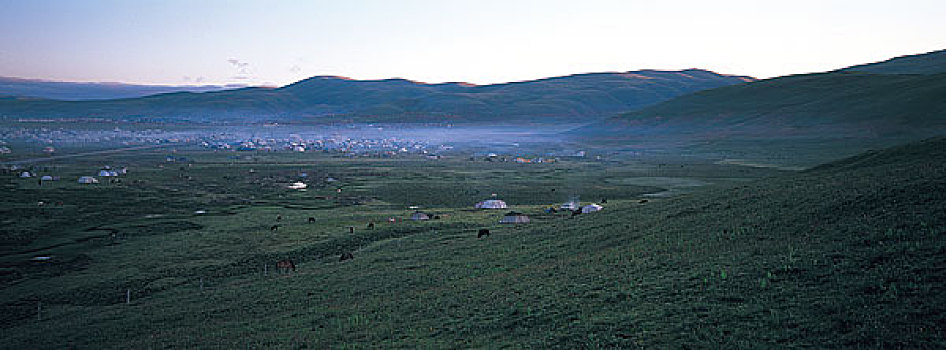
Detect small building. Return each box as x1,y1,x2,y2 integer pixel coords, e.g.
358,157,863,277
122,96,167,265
500,212,530,224
581,203,604,213
19,171,32,178
287,182,307,190
40,175,54,181
561,200,580,211
78,176,99,184
410,212,430,221
475,199,508,209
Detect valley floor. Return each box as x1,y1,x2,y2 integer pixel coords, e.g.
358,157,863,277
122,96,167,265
1,140,943,348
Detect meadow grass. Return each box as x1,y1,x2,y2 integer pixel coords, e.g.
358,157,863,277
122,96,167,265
1,140,943,348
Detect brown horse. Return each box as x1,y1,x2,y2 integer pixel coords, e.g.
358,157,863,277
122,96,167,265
276,259,296,272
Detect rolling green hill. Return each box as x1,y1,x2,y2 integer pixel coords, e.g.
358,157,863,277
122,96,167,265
578,71,946,139
842,49,946,74
0,70,752,124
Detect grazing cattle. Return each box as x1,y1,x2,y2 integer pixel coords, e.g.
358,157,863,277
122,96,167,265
308,217,316,223
478,229,490,238
348,226,354,233
367,222,375,229
276,259,296,272
277,215,282,221
433,215,441,220
270,224,280,231
639,199,649,204
571,210,582,217
601,198,608,203
339,252,354,261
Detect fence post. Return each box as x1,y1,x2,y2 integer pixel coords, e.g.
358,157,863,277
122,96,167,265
200,277,204,291
126,289,131,304
37,301,41,321
264,264,268,276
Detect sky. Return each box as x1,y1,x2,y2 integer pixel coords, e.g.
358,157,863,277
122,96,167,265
0,0,944,87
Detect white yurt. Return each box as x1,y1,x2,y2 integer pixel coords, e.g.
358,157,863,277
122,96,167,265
500,212,530,224
78,176,99,184
410,212,430,221
19,171,32,178
581,203,604,213
475,199,508,209
40,175,54,181
561,197,580,211
287,182,308,190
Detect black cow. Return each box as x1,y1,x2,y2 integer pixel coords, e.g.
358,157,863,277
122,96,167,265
308,217,316,223
367,222,375,229
478,229,490,238
270,224,280,231
339,252,354,261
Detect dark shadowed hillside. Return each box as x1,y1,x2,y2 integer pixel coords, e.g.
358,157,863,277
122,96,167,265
578,71,946,139
0,70,752,123
842,49,946,74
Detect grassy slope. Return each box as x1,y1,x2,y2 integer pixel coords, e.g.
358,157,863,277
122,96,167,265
843,49,946,74
1,139,944,348
581,71,946,138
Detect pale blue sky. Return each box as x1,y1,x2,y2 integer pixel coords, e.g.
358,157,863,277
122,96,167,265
1,0,943,86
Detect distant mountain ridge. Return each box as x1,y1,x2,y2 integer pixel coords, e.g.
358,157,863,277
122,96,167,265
0,77,246,101
0,69,753,123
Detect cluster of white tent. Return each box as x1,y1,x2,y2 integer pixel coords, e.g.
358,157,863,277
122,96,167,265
470,195,605,225
76,165,128,184
19,171,59,182
97,165,127,177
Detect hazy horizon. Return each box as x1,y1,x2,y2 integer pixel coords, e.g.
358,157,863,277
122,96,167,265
2,0,944,87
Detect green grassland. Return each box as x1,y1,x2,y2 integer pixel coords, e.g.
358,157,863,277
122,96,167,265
1,139,943,348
